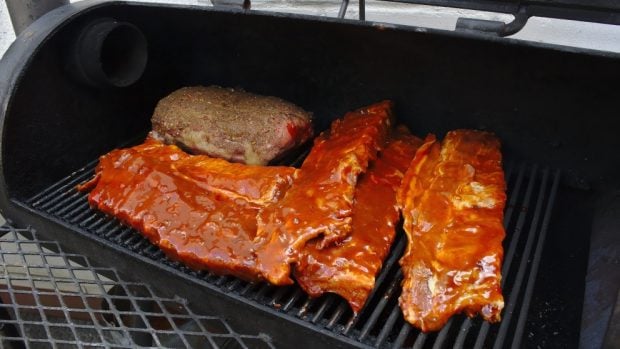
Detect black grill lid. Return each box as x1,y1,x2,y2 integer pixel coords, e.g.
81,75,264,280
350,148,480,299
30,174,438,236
379,0,620,35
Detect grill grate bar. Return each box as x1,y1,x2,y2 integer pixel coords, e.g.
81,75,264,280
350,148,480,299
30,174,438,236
298,297,315,317
226,278,242,292
312,294,337,323
371,235,406,297
358,269,402,341
94,219,119,235
392,323,411,348
54,192,89,217
253,283,273,301
91,216,117,233
101,224,124,239
27,159,99,205
511,170,561,349
453,162,528,347
432,317,454,349
282,288,304,312
374,303,401,347
500,165,539,286
131,238,149,252
36,190,83,213
238,281,254,297
214,275,229,287
454,319,473,348
271,286,291,307
76,211,103,229
326,301,349,330
477,168,551,348
65,202,93,224
412,332,427,349
113,227,134,245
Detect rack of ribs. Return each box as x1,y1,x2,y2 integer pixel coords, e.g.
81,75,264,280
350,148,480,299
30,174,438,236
80,137,297,281
254,101,393,285
397,130,506,332
295,126,422,312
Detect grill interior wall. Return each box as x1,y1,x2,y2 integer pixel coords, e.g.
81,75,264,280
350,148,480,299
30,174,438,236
3,3,620,201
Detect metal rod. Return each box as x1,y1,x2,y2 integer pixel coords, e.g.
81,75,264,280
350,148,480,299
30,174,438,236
338,0,350,19
392,323,412,348
358,269,402,340
6,0,69,35
27,158,98,204
453,162,523,347
490,168,551,349
374,304,401,346
432,317,454,348
326,301,348,329
312,295,336,323
359,0,366,20
511,170,561,349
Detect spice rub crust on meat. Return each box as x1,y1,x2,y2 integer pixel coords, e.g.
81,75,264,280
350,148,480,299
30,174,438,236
152,86,313,165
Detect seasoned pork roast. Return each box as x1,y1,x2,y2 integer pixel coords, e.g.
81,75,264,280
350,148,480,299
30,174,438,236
151,86,313,165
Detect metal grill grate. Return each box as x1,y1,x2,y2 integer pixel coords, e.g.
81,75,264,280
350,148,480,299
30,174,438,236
0,225,275,348
23,156,561,348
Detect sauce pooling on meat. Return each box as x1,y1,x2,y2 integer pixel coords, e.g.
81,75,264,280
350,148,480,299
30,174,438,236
81,137,297,281
253,101,393,285
397,130,506,332
295,126,422,312
81,101,392,286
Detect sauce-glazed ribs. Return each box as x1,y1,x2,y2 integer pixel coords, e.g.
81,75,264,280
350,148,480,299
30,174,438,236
254,101,393,285
80,137,297,281
397,130,506,332
295,126,422,312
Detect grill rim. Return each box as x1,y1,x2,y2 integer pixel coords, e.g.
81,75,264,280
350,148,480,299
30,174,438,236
0,2,587,347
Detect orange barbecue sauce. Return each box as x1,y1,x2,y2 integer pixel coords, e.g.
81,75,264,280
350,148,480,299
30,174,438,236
254,101,393,285
81,137,296,282
295,126,422,313
80,101,392,286
398,130,506,332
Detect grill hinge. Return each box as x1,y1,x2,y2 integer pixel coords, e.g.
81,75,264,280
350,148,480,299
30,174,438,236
455,6,530,36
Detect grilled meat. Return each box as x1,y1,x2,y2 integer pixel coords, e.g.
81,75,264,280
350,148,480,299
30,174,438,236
151,86,313,165
82,101,391,285
295,126,422,312
81,137,297,281
397,130,506,332
253,101,393,285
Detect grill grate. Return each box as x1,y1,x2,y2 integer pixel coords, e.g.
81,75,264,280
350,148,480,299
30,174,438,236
0,225,275,348
24,156,561,348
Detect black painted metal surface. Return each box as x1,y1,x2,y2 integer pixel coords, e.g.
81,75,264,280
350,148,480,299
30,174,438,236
0,1,618,347
380,0,620,27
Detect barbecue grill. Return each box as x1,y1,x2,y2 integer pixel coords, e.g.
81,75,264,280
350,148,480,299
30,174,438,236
1,1,619,348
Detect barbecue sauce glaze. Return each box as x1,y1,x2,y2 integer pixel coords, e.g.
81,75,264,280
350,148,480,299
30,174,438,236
397,130,506,332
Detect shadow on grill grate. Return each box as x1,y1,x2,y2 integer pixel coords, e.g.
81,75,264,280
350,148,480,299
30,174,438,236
0,225,275,349
24,156,561,348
